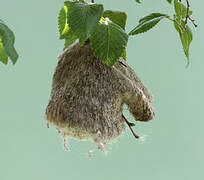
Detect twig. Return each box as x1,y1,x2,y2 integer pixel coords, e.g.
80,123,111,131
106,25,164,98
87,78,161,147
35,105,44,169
184,0,190,26
188,16,197,27
184,0,197,28
123,115,140,139
119,60,127,67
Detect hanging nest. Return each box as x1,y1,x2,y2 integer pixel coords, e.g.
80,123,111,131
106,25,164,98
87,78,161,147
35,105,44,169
45,40,155,152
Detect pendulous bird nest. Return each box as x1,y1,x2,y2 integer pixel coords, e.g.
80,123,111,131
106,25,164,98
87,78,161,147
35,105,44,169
45,40,154,152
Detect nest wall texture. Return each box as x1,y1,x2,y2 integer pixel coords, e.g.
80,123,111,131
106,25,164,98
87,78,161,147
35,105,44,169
45,40,154,151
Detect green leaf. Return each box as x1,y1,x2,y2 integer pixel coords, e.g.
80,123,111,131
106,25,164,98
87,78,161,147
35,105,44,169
174,0,192,21
167,0,172,4
121,49,127,60
64,30,78,49
135,0,141,3
58,4,78,48
103,10,127,30
0,38,8,64
138,13,169,24
129,13,168,35
174,20,193,63
58,6,69,39
65,1,104,45
90,18,128,67
0,20,18,65
180,27,192,61
73,0,86,2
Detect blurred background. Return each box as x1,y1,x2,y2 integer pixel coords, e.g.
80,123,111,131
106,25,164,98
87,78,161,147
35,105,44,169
0,0,203,180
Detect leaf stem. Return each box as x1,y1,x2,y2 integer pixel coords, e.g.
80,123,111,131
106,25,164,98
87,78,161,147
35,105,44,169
167,16,185,32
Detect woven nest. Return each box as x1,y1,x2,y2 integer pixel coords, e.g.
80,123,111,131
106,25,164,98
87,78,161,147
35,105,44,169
45,40,154,152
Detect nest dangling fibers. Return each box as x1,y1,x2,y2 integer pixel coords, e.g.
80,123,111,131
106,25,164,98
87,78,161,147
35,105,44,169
45,40,155,152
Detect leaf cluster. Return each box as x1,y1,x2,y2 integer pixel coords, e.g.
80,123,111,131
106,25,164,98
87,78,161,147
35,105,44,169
58,0,128,66
0,0,196,67
130,0,194,65
58,0,195,67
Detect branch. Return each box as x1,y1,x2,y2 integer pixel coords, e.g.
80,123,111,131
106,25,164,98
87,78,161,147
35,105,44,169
123,115,140,139
184,0,198,28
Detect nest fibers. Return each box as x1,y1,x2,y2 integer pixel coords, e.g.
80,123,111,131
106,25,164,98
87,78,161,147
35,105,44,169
45,40,155,152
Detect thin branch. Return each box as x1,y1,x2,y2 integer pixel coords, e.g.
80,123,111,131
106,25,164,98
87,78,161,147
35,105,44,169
188,16,198,27
123,115,140,139
119,59,127,67
184,0,190,27
184,0,198,28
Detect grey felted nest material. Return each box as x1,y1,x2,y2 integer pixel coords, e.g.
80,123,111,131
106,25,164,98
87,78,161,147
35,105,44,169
45,40,154,152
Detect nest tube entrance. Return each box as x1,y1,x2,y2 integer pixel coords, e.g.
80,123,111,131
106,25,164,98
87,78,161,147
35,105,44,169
45,40,154,152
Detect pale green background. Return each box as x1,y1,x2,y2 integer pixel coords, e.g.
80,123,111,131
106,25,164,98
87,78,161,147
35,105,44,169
0,0,203,180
